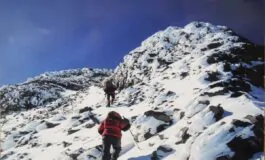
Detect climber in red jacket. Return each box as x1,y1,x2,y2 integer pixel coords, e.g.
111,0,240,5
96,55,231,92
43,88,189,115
98,111,130,160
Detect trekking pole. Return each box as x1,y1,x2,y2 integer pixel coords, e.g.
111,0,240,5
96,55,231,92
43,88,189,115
122,116,141,151
128,128,141,151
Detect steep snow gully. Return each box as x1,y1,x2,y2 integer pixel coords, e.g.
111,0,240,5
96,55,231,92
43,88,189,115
0,22,264,160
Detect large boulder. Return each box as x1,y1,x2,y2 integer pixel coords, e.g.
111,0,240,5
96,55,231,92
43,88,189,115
132,110,172,142
226,115,264,159
151,145,174,160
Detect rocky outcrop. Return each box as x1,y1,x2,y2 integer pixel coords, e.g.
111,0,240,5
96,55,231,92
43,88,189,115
132,110,173,142
226,115,264,159
151,145,174,160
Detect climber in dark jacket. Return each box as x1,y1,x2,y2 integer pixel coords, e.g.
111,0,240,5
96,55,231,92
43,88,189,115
102,78,117,107
98,111,130,160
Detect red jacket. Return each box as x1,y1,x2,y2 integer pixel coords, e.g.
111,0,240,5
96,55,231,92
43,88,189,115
98,112,127,138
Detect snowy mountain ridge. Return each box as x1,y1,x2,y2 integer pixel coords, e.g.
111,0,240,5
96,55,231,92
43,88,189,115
0,68,112,115
0,21,264,160
112,21,260,89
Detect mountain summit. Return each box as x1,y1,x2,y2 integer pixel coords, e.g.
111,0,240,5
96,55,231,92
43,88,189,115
1,22,264,160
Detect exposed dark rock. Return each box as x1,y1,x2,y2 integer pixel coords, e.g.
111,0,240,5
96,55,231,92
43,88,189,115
16,134,34,147
244,114,264,145
79,107,93,113
1,151,15,160
209,104,224,121
162,76,169,80
232,119,251,127
45,121,60,128
84,123,96,128
140,112,172,139
149,143,155,147
144,129,153,140
158,134,165,140
87,155,97,159
207,42,223,49
19,131,31,135
229,128,235,133
227,137,262,160
149,53,157,57
151,145,173,160
176,127,191,144
69,153,80,160
166,91,176,97
144,110,171,123
207,52,234,64
95,145,103,152
157,124,170,133
31,142,40,148
180,72,189,79
201,88,229,97
244,115,257,124
180,127,191,143
157,58,173,66
201,47,207,51
147,59,154,63
227,115,264,159
230,92,242,98
173,108,180,112
209,79,251,94
63,141,72,148
67,148,84,160
180,112,185,119
71,116,81,120
198,100,210,105
244,114,263,126
46,143,52,147
223,62,231,72
205,71,221,82
68,128,80,135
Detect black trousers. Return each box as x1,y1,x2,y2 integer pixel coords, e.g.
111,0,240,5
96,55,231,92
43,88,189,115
102,135,121,160
106,92,115,107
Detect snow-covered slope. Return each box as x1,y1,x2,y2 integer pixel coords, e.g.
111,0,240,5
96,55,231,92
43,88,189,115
0,68,111,115
0,22,264,160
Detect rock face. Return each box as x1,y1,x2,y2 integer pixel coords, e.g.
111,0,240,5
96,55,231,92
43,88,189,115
144,110,172,123
0,21,264,160
131,110,173,142
209,105,224,121
151,145,174,160
226,115,264,160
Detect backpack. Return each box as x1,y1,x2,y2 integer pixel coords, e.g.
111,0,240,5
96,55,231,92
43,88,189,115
103,79,116,92
121,117,131,131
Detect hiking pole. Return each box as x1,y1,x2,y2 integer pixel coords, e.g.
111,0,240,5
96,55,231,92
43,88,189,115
122,116,141,151
128,128,141,151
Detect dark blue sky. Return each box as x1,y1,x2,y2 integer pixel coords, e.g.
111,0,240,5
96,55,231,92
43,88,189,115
0,0,263,86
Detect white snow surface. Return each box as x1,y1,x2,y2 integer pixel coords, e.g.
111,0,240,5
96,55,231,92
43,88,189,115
0,22,264,160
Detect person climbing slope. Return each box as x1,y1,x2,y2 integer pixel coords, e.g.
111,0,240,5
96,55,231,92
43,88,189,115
98,111,130,160
102,77,117,107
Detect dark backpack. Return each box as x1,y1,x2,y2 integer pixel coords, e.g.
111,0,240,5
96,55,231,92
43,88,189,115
104,79,116,92
121,118,131,131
